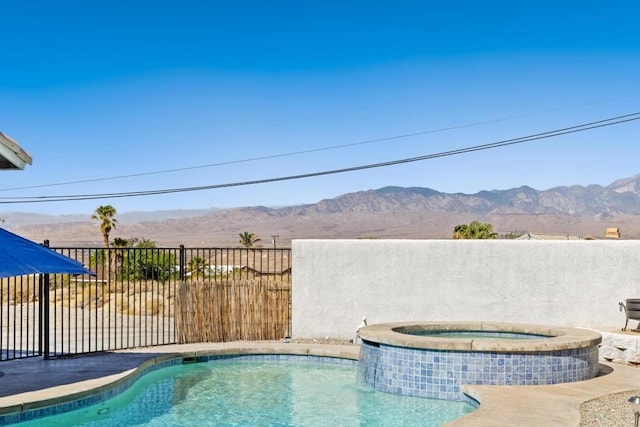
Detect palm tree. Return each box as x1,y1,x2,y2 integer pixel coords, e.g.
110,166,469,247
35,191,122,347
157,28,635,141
469,221,498,239
92,205,118,248
112,237,129,247
452,221,498,239
111,237,129,276
452,224,469,239
239,231,261,248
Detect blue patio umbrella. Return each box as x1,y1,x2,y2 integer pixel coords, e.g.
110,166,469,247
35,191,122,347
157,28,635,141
0,227,95,278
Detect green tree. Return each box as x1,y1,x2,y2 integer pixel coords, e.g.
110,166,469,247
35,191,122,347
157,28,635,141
133,238,155,248
120,238,176,281
92,205,118,248
238,231,261,248
452,221,498,239
89,249,107,268
188,256,207,278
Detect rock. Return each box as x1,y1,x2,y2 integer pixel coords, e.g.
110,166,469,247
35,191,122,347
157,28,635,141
599,345,623,361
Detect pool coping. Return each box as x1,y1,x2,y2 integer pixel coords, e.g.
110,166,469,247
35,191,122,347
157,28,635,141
1,341,640,426
358,321,602,352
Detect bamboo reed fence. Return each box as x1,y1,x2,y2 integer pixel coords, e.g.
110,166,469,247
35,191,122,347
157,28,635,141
175,279,291,343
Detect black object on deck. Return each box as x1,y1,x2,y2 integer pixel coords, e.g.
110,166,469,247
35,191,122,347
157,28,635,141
619,299,640,331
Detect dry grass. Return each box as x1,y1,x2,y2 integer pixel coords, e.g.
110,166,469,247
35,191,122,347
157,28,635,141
120,292,164,316
1,276,38,304
2,277,175,315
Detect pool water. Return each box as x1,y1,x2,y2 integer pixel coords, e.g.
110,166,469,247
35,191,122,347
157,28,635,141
17,359,475,426
405,330,551,339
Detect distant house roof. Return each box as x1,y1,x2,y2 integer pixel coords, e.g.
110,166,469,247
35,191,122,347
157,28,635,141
516,233,584,240
240,265,292,276
0,132,32,170
605,228,621,239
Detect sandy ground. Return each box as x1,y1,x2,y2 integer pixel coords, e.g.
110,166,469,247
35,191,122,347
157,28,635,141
1,303,174,357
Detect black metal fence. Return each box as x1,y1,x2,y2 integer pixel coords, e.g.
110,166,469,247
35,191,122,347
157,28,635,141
0,245,291,361
0,275,41,360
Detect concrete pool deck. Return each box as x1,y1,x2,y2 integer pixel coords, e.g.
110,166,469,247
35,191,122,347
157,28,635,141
0,342,639,426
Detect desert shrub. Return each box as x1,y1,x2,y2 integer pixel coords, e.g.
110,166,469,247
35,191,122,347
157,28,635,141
117,241,177,282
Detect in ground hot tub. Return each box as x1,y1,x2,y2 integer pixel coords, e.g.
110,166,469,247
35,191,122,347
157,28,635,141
357,321,601,402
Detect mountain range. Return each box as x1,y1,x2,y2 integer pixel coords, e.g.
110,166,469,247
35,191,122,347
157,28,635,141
6,174,640,247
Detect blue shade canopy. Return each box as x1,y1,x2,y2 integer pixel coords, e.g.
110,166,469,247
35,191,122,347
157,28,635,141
0,227,95,278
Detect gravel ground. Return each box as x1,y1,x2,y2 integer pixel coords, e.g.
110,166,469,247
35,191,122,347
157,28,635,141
580,388,640,426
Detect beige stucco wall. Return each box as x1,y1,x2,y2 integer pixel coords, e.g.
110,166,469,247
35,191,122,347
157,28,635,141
292,239,640,340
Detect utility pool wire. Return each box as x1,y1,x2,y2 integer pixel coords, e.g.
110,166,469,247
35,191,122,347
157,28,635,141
0,97,632,192
0,111,638,204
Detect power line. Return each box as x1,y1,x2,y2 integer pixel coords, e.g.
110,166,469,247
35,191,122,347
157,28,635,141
0,114,540,191
1,111,638,204
0,98,628,192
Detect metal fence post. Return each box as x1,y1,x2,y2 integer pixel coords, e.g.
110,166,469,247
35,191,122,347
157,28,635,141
179,245,185,281
38,274,43,357
43,273,50,360
42,240,51,360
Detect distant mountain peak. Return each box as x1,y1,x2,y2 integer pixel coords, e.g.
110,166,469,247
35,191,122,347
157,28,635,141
9,173,640,244
608,174,640,195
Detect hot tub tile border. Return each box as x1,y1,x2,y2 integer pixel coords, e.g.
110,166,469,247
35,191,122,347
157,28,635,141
358,340,600,401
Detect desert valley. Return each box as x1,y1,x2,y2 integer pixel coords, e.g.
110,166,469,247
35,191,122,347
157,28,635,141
4,174,640,247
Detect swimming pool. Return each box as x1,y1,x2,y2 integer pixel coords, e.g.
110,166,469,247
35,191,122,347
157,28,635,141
12,355,475,426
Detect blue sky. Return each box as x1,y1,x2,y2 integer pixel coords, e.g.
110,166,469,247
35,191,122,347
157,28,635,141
1,1,639,215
